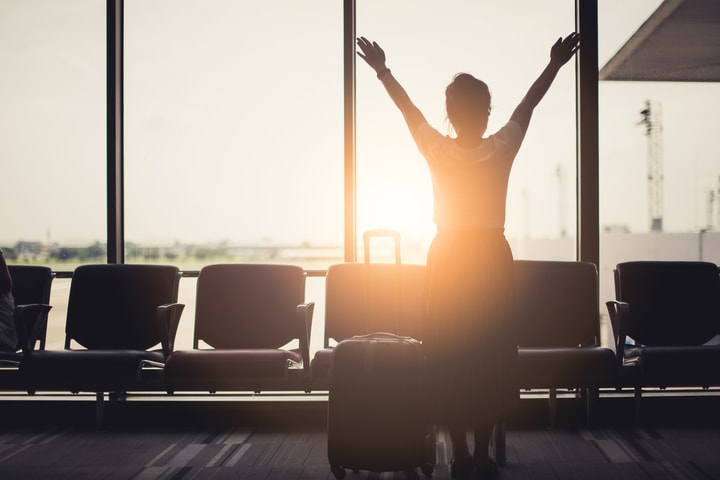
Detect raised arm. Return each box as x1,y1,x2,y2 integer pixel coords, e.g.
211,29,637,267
356,37,428,135
510,32,580,132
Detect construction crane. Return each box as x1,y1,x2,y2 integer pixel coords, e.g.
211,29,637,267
638,100,664,232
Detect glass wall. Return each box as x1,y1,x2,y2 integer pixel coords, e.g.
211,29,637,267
356,0,578,263
124,0,345,272
598,0,720,304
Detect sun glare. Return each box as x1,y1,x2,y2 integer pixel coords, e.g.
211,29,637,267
358,179,435,260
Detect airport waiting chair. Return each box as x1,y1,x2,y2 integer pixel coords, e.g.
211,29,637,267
19,264,184,423
515,260,618,426
0,266,54,389
309,262,426,390
607,261,720,422
163,264,314,393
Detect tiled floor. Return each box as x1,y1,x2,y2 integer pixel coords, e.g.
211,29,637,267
3,423,720,479
1,394,720,479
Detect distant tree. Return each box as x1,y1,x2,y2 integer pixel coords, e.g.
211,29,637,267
52,248,78,261
0,247,16,261
86,241,105,260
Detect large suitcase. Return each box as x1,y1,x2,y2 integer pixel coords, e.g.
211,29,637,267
327,230,434,480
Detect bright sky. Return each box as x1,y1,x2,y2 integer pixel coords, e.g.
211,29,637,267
2,0,718,248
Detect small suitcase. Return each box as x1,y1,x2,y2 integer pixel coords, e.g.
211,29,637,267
327,230,434,480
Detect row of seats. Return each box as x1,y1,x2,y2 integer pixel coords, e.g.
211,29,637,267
3,260,720,426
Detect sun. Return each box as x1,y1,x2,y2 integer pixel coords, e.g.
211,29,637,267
357,176,435,258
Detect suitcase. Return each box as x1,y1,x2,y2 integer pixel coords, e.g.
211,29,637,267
327,230,434,480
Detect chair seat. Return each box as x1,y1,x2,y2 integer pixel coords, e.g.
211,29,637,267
517,346,617,388
21,349,164,389
165,348,301,381
626,345,720,384
0,350,21,364
0,352,24,390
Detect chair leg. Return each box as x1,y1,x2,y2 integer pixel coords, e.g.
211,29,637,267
548,388,557,427
492,422,506,466
96,391,105,428
585,387,599,427
634,387,642,425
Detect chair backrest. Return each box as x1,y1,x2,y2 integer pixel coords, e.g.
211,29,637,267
194,264,306,349
323,263,426,346
8,265,54,307
614,261,720,346
514,260,600,348
66,264,180,350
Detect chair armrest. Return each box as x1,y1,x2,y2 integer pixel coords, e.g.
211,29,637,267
13,303,52,354
296,301,315,373
156,302,185,359
605,300,629,367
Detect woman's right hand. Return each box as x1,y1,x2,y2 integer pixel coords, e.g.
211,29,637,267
550,32,580,67
356,36,387,73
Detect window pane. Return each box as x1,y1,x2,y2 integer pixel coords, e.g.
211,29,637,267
124,0,344,271
0,0,106,265
356,1,577,263
599,0,720,302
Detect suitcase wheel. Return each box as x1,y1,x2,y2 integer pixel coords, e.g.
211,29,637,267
420,463,434,477
330,464,345,479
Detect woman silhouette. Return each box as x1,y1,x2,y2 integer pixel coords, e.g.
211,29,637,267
357,33,580,479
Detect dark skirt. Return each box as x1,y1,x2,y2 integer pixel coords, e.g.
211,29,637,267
424,228,517,426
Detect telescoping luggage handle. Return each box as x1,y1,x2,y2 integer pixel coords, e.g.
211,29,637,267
362,229,404,336
363,229,401,266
